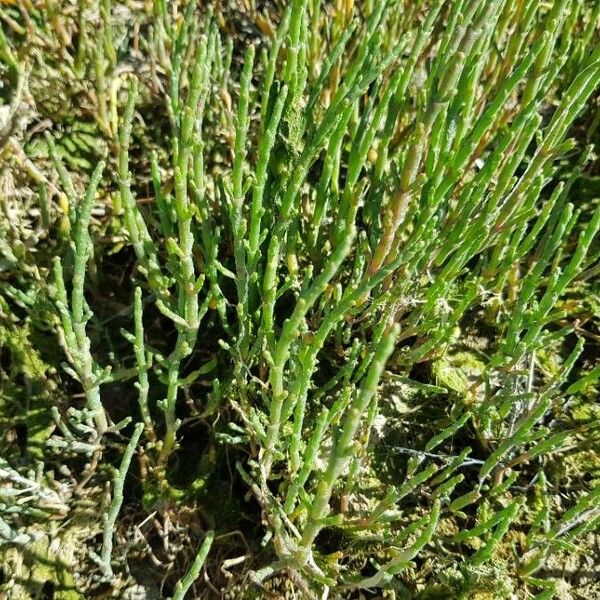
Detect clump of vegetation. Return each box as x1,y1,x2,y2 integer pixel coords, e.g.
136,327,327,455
1,0,600,598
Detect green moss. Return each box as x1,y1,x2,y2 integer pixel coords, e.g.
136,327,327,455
0,526,87,600
0,322,54,459
432,351,486,401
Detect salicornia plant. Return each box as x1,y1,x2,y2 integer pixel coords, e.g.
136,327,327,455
1,0,600,597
